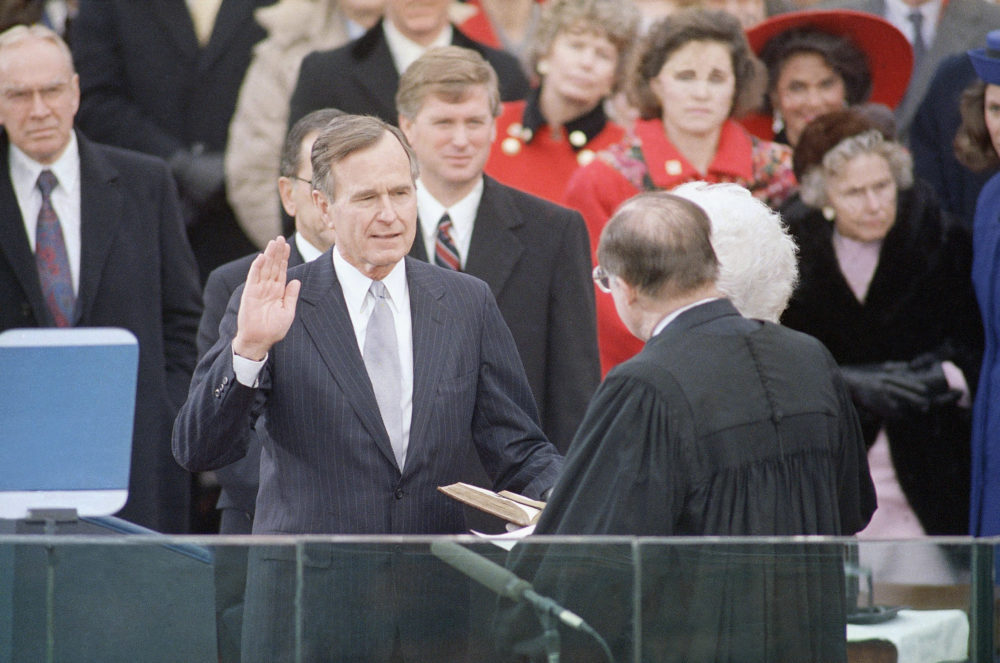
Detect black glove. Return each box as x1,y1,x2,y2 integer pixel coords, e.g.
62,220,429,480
888,355,962,411
168,145,224,209
839,364,932,421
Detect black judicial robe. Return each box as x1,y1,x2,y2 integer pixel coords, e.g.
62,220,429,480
497,299,876,663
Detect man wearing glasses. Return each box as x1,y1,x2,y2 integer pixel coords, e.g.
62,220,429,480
0,25,202,533
502,190,875,662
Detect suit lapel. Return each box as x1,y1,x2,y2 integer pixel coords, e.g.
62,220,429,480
76,135,124,325
405,257,448,474
409,224,429,262
0,135,49,324
297,254,399,468
149,0,200,61
199,0,255,72
464,177,523,298
349,24,400,121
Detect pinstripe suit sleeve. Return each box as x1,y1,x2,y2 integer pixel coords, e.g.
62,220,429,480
173,282,268,472
469,284,564,499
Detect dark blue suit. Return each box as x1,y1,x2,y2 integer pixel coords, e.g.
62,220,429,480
173,253,561,659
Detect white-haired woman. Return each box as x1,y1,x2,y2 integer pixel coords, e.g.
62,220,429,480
780,109,982,554
672,181,798,323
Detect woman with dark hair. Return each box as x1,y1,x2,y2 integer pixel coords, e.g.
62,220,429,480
484,0,640,203
564,8,795,373
744,9,911,147
781,109,982,550
965,30,1000,538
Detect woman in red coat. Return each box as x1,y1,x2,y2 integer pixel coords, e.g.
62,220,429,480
565,8,796,373
484,0,639,204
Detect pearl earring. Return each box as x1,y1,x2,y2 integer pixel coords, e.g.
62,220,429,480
822,206,836,222
771,110,784,135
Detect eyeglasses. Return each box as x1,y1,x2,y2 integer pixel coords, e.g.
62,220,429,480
289,176,313,187
592,265,612,293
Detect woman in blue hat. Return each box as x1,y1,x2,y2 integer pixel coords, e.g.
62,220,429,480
962,29,1000,537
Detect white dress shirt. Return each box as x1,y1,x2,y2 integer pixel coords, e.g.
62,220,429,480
293,232,325,264
885,0,940,50
382,18,452,75
9,131,82,294
651,297,720,338
233,248,415,456
416,177,483,267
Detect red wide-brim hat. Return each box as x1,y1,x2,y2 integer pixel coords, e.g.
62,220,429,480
746,9,913,109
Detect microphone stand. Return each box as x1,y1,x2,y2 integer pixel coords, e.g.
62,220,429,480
527,589,562,663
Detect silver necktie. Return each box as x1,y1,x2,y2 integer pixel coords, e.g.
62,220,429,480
363,280,405,470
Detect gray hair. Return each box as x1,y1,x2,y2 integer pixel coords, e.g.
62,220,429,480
0,24,74,72
310,114,419,199
672,181,798,322
280,108,345,178
598,191,719,299
799,129,912,209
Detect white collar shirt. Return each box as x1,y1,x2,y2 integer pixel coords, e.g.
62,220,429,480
293,232,325,264
416,177,483,267
885,0,940,49
651,297,720,339
334,246,414,456
10,131,82,294
382,18,452,75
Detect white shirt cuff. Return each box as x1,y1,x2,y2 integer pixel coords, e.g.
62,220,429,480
232,346,266,388
940,360,970,408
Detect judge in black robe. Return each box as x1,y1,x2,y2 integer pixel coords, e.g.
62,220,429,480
496,192,876,663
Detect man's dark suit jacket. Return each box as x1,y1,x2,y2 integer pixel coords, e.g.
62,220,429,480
410,176,600,454
173,253,562,534
0,131,203,533
287,19,530,128
196,240,304,533
70,0,274,278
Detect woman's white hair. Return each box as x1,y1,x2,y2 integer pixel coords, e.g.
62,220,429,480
671,181,798,322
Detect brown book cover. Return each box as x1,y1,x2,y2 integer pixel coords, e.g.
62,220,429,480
438,482,544,527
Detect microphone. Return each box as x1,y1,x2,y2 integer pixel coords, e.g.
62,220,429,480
430,539,586,630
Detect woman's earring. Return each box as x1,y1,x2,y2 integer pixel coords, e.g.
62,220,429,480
822,206,836,222
537,60,550,76
771,110,784,135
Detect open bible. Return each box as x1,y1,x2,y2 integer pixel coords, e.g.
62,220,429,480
438,482,545,528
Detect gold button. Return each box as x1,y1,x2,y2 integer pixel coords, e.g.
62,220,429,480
569,130,587,148
665,159,682,176
501,137,521,155
577,149,595,166
507,122,522,137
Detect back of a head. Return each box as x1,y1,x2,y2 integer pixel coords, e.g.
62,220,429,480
598,191,719,299
672,181,797,322
395,45,501,120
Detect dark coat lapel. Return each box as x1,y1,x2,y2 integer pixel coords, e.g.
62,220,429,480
296,253,398,468
76,134,125,324
464,177,524,298
404,257,447,475
199,0,255,72
149,0,199,61
348,22,400,121
0,133,49,324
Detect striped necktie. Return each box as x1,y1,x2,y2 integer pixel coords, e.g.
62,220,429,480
35,170,75,326
434,212,461,271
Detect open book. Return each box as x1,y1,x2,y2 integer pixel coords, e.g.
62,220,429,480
438,482,545,528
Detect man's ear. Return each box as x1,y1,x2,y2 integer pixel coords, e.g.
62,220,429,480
312,188,334,230
277,177,296,217
398,114,413,142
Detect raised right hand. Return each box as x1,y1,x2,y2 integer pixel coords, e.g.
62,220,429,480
232,237,301,360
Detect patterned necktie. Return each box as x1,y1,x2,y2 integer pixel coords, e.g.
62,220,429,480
35,170,75,327
908,9,927,66
434,212,461,271
363,280,405,470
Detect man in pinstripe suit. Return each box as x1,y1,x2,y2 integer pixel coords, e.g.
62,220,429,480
173,114,562,661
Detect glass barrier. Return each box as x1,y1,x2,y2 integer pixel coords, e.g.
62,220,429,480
0,528,992,663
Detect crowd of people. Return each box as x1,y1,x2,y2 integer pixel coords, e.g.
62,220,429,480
3,0,1000,660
